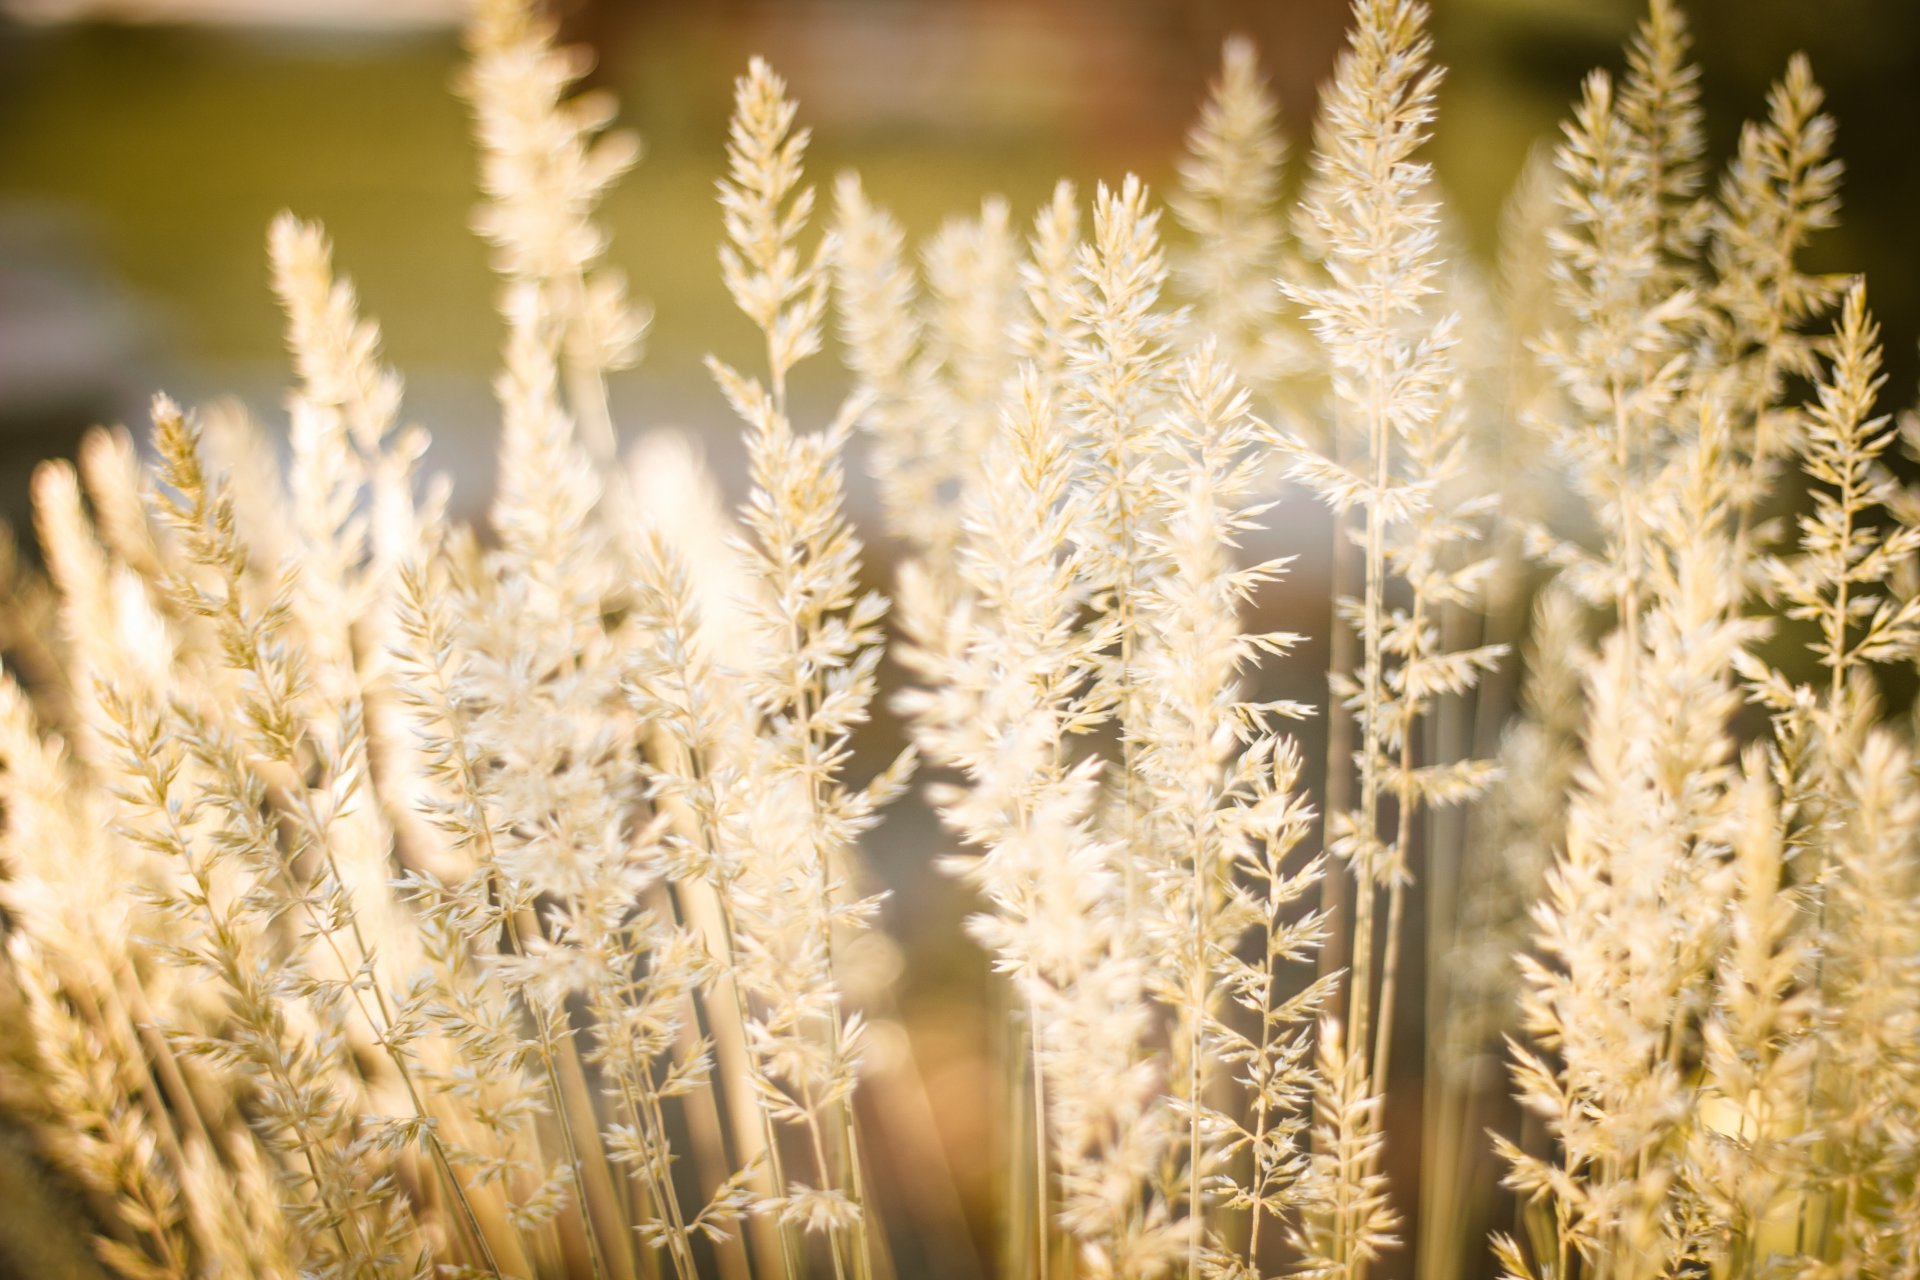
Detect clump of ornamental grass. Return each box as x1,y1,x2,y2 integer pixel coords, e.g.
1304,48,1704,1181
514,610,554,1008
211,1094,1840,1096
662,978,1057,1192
2,0,1919,1277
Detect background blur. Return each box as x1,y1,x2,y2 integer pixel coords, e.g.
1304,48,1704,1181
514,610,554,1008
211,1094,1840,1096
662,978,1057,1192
2,0,1918,1276
6,0,1920,513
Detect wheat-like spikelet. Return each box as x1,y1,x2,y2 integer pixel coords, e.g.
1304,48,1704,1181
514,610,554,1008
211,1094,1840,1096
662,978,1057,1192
7,934,194,1280
1284,0,1449,962
1063,174,1176,921
0,669,208,1280
1295,1018,1396,1278
1502,398,1759,1275
1616,0,1708,284
894,363,1131,1276
1281,4,1508,1265
1686,746,1815,1266
389,552,581,1272
98,647,406,1276
709,56,916,1278
1133,347,1318,1276
1199,728,1331,1280
1171,39,1300,399
1756,283,1920,702
159,382,501,1262
1705,53,1844,535
922,196,1023,473
1811,729,1920,1271
831,178,1022,630
1530,18,1701,634
463,0,647,462
829,174,944,563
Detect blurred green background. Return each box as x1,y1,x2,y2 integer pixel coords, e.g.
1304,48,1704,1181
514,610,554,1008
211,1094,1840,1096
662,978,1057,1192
2,1,1918,1276
4,0,1918,509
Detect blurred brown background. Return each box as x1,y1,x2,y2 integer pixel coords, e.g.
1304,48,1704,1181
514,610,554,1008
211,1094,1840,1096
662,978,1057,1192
2,0,1918,1276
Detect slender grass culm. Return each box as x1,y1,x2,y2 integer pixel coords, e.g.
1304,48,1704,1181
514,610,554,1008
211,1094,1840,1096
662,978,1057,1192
1,0,1918,1277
